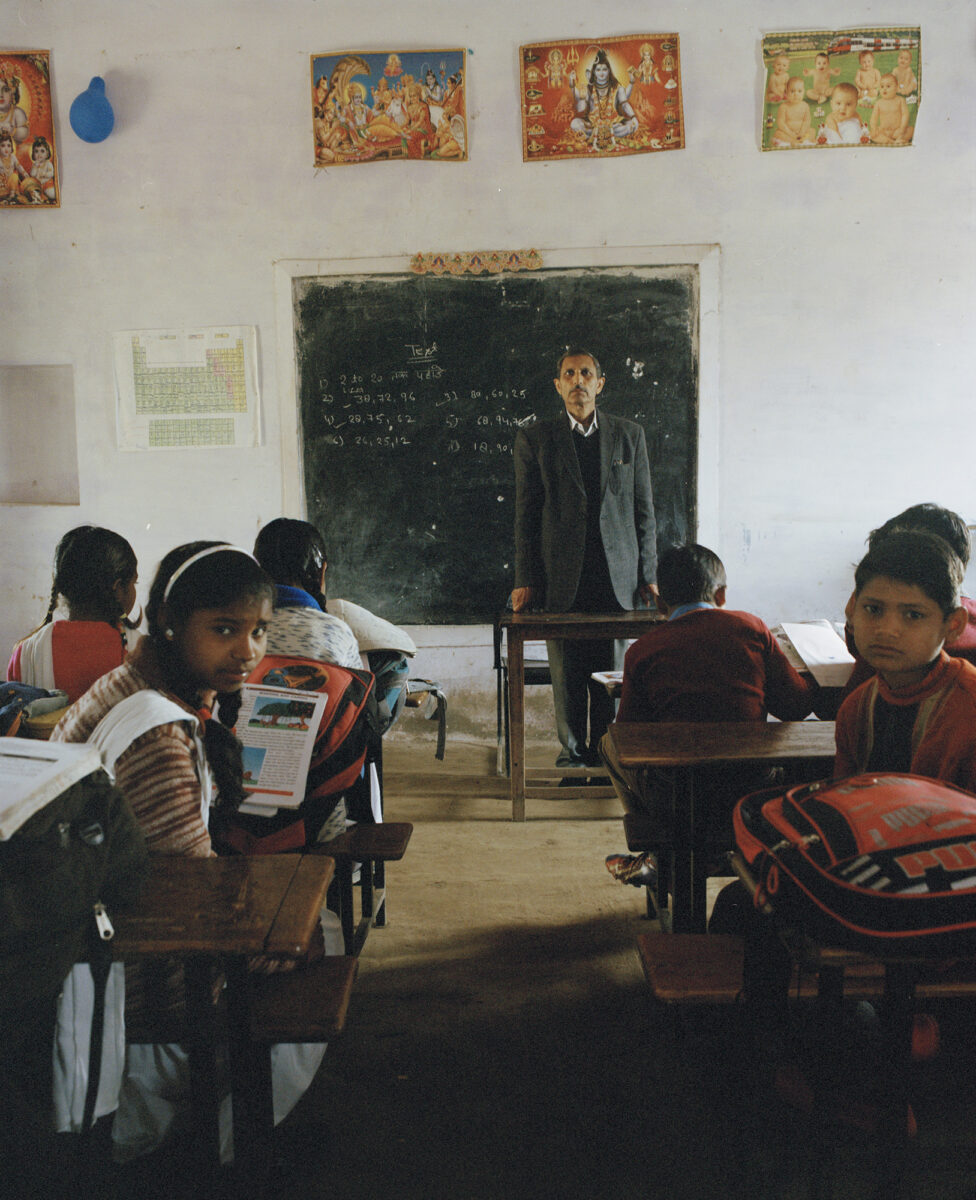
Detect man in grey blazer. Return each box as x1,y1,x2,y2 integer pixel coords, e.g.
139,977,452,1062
512,348,657,767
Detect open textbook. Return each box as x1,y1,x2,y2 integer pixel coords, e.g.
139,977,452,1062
0,740,102,839
776,620,854,688
234,683,328,814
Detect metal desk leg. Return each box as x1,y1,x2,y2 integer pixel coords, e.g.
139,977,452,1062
183,957,221,1174
671,768,707,934
223,956,274,1183
508,631,526,821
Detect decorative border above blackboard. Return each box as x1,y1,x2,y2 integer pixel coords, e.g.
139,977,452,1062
409,249,544,276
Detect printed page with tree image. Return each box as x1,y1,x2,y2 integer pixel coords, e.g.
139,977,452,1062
234,684,328,813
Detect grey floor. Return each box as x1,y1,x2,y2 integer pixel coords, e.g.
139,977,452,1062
103,736,976,1198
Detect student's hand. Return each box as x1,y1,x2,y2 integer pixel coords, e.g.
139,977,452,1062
510,587,537,612
638,582,657,606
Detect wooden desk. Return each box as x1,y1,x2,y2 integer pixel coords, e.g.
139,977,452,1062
609,721,836,933
499,610,660,820
729,851,936,1199
111,854,334,1178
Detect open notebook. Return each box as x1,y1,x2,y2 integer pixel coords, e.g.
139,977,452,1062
777,620,855,688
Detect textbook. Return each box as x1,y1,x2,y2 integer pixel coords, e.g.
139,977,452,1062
0,740,103,840
234,682,329,814
777,620,855,688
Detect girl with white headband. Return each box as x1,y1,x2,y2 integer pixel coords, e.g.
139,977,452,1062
51,541,330,1163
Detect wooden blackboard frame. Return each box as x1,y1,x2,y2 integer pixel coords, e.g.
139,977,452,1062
273,245,720,628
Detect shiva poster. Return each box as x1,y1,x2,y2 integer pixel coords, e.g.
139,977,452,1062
311,49,466,165
519,35,684,162
0,51,59,206
761,28,920,150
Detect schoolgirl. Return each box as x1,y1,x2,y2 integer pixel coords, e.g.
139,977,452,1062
252,517,362,669
52,542,331,1161
7,525,139,703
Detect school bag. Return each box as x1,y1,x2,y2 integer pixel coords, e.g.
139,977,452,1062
214,654,379,855
0,681,69,737
733,772,976,955
0,741,148,1134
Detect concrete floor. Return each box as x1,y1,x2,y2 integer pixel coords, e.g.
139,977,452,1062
114,733,976,1199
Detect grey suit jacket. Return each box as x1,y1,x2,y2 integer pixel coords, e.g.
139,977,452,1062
513,409,657,611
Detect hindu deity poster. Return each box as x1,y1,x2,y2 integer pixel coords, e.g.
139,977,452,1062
761,28,920,150
519,35,683,162
311,49,466,165
0,51,59,206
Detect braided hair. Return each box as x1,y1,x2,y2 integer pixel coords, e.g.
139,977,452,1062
146,542,275,809
253,518,328,609
43,525,138,632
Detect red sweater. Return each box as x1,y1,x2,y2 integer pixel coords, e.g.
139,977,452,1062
835,652,976,792
616,607,817,724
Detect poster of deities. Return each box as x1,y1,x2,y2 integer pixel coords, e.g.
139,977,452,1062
520,35,683,162
0,51,58,205
761,28,920,150
311,49,466,165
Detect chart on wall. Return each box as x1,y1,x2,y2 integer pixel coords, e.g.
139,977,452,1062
293,265,699,624
113,326,260,450
761,27,920,150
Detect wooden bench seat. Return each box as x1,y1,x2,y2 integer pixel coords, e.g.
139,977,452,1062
125,955,359,1045
309,822,413,956
637,933,976,1008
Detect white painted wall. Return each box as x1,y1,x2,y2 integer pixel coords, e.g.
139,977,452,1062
2,1,974,742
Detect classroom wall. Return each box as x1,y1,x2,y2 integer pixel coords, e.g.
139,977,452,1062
2,0,974,742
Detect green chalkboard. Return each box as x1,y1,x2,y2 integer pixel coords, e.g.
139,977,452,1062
294,265,698,623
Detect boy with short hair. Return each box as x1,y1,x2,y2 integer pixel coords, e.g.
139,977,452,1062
836,529,976,789
844,502,976,693
601,543,817,883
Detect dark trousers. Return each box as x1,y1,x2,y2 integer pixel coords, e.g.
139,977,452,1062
547,636,626,765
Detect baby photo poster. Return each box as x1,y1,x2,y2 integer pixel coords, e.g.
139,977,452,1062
761,27,920,150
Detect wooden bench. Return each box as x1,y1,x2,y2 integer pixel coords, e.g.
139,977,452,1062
310,822,413,956
637,933,976,1009
125,955,359,1045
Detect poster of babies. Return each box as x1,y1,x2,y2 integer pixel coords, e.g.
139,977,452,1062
0,51,59,206
312,49,467,165
761,28,920,151
519,34,684,162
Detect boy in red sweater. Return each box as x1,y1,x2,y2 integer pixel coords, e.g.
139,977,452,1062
836,529,976,788
843,502,976,697
601,543,817,883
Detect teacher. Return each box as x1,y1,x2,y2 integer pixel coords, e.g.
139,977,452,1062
512,347,657,770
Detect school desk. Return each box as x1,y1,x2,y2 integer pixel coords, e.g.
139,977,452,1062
110,853,334,1177
608,721,836,933
729,850,964,1199
498,610,662,820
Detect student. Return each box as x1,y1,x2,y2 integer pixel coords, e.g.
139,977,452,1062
843,502,976,694
748,531,975,1123
252,517,362,669
52,542,332,1162
254,516,417,727
836,530,976,788
600,543,818,884
7,525,139,703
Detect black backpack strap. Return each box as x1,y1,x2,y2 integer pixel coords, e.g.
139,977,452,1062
78,904,114,1144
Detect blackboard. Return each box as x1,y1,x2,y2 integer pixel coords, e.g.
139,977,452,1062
294,265,699,624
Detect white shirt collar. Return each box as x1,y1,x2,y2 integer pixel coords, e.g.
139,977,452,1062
567,408,599,437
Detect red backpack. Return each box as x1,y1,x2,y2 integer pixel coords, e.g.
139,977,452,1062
216,655,378,855
734,773,976,955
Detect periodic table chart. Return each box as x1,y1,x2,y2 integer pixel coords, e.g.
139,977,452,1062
113,325,260,450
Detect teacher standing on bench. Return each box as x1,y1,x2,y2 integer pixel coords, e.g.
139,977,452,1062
512,347,657,769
